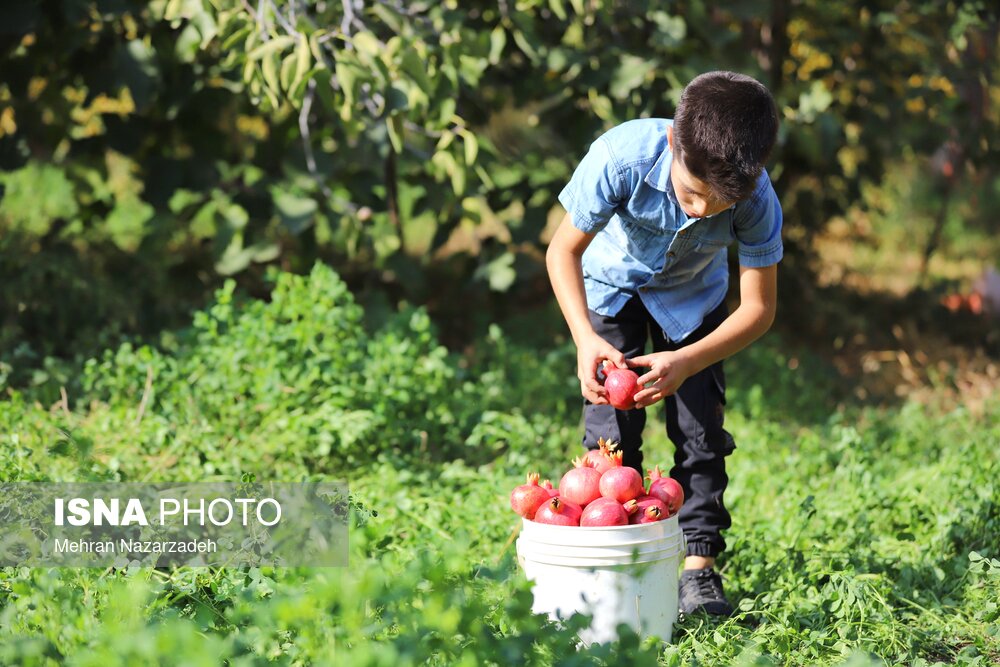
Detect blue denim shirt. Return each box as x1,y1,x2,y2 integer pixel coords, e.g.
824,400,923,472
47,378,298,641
558,118,783,342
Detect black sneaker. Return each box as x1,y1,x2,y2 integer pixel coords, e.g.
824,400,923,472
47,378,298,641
678,567,734,617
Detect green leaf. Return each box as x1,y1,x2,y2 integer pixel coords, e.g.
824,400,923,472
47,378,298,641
175,23,201,63
438,97,457,126
215,234,251,275
610,55,654,100
798,80,834,121
247,35,296,61
218,200,249,230
548,0,567,21
587,88,614,121
511,30,539,63
458,128,478,166
651,11,686,47
400,46,434,97
488,26,506,65
335,60,366,107
397,78,428,111
432,150,465,195
371,2,404,33
191,200,219,239
220,24,251,52
308,31,328,64
351,31,383,67
458,54,488,84
262,52,281,97
385,84,409,114
474,252,516,291
289,36,311,96
249,241,280,263
168,188,203,214
387,115,405,154
272,190,318,234
105,194,154,252
280,51,297,92
0,162,78,236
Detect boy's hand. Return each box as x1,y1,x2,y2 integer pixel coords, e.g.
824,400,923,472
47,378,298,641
577,333,627,405
626,350,696,408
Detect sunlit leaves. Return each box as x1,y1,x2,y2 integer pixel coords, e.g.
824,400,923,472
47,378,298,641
0,163,78,236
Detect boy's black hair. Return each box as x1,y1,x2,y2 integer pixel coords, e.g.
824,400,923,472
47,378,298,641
672,71,779,203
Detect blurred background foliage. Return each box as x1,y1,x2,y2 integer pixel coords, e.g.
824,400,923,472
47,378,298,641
1,5,999,663
0,0,998,380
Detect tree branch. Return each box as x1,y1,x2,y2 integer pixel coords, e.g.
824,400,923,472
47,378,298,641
256,0,269,39
341,0,356,37
385,145,401,240
267,0,300,37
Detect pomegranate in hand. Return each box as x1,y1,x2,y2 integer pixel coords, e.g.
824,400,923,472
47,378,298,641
603,364,640,410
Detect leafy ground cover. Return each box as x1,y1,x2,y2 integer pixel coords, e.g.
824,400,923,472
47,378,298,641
1,265,997,665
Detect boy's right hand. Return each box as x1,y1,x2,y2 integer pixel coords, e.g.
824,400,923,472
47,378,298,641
577,333,627,404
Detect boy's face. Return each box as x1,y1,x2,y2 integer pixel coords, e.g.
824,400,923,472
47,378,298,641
667,127,734,219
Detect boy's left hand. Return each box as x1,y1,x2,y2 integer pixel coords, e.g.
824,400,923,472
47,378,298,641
626,350,696,408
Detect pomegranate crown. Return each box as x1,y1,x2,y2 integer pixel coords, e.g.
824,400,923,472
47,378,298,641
572,456,597,469
606,450,624,467
541,479,554,489
644,505,662,519
646,465,666,482
596,437,620,454
526,472,541,485
622,499,639,515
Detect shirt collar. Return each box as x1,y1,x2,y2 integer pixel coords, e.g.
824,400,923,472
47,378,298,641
644,145,675,200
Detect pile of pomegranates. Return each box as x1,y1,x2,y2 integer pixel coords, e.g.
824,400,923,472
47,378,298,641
509,438,684,527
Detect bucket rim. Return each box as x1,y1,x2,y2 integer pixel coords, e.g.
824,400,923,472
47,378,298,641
516,538,685,554
517,548,685,565
521,515,680,532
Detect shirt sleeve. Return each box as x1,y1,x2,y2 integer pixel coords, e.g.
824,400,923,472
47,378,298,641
557,136,628,234
733,171,784,268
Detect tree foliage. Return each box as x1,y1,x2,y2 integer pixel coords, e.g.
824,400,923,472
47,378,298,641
0,0,997,368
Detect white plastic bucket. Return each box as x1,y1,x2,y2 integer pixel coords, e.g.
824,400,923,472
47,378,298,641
515,514,685,645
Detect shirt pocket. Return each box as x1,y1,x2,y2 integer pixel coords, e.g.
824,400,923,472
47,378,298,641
618,217,669,269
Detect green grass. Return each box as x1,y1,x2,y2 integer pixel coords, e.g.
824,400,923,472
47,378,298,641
1,266,997,666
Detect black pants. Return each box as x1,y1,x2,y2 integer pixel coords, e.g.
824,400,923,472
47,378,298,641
584,296,735,558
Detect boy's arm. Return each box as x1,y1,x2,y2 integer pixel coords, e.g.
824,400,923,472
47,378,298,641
546,213,628,405
628,263,777,408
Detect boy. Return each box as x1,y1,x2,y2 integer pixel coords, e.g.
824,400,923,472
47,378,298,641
545,71,782,616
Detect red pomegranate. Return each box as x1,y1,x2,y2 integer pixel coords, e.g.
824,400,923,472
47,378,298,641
558,457,603,507
598,452,644,503
509,473,553,520
646,466,684,516
533,497,583,526
604,366,640,410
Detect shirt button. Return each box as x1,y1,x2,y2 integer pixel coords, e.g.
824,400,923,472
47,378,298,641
667,251,675,257
677,228,686,235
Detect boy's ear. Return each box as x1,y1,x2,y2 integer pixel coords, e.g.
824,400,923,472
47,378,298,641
666,125,673,149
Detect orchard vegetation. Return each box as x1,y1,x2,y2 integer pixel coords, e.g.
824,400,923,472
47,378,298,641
1,1,998,665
